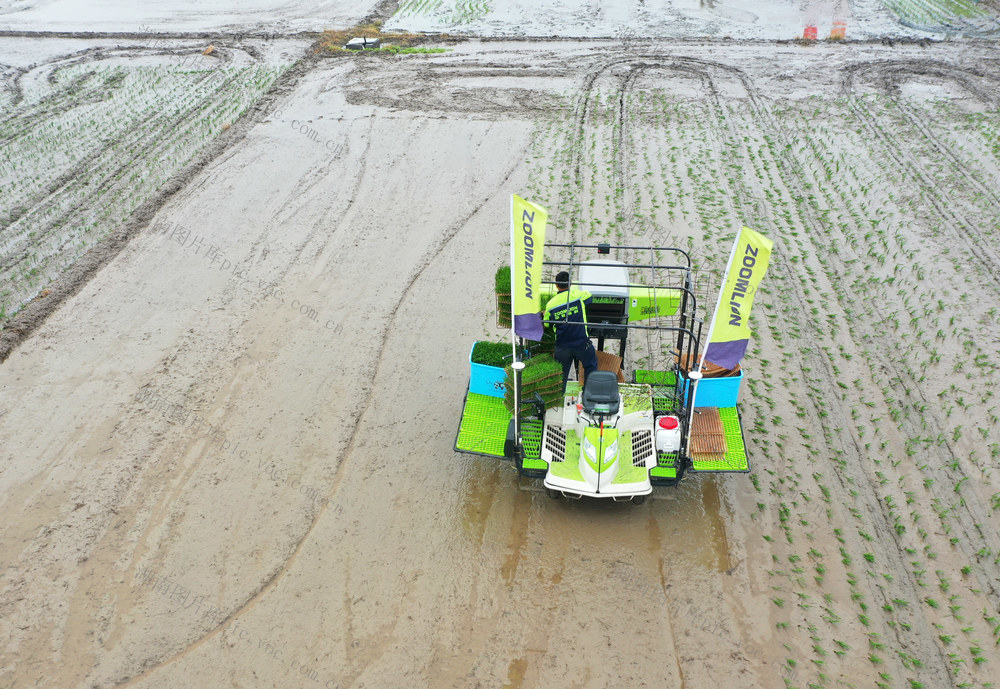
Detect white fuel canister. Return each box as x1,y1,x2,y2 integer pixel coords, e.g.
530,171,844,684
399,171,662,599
655,415,681,453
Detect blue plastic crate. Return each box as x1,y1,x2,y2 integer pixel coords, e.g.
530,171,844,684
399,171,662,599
469,343,507,398
685,369,742,408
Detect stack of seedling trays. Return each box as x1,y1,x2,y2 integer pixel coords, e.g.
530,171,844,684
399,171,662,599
495,266,512,328
529,326,556,358
494,266,557,341
504,354,563,413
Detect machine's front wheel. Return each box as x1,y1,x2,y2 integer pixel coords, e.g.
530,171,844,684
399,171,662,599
545,488,563,500
631,494,647,505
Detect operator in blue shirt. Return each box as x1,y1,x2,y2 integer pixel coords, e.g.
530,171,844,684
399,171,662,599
544,270,598,391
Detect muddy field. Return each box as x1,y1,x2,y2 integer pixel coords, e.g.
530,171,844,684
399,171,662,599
2,3,1000,689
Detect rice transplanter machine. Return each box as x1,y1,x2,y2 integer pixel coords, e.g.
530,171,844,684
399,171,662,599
456,238,753,503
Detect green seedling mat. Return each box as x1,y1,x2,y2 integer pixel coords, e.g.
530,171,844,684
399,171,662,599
456,392,543,469
635,369,677,386
455,384,750,476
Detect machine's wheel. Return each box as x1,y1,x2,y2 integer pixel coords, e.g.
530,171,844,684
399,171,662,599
546,488,563,500
631,494,647,505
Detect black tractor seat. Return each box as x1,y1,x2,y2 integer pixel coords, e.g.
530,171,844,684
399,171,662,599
581,371,620,414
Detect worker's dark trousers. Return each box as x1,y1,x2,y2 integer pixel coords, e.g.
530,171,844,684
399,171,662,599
555,340,598,392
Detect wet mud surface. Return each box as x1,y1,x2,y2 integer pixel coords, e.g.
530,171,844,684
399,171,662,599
2,27,1000,689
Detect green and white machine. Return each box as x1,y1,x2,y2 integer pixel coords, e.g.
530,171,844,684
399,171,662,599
456,239,753,503
538,371,661,500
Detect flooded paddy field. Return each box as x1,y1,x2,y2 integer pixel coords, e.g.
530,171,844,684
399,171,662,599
2,2,1000,688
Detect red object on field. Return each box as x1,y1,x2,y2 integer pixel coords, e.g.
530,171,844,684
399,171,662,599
830,21,846,39
803,25,818,40
658,416,679,430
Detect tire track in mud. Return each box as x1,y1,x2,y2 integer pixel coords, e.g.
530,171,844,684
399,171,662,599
93,119,373,687
843,61,1000,290
720,57,1000,685
736,83,974,689
343,58,566,117
567,55,749,242
786,72,1000,583
0,44,243,134
0,43,278,332
561,55,760,687
1,59,129,237
854,60,1000,207
895,94,1000,207
704,76,945,686
561,59,654,247
834,62,1000,605
97,122,375,686
611,65,643,248
564,61,605,243
109,128,530,689
0,51,316,364
780,97,1000,568
798,177,1000,683
614,54,963,686
210,103,366,300
0,54,327,689
0,64,28,109
99,97,356,603
573,61,643,257
1,69,250,277
0,48,111,124
362,0,403,25
0,45,257,242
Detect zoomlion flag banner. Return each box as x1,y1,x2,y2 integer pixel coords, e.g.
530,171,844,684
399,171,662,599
703,226,773,371
510,195,548,341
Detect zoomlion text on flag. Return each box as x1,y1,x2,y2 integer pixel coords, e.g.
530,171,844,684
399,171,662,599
511,195,548,341
521,209,537,298
728,243,763,327
703,226,772,371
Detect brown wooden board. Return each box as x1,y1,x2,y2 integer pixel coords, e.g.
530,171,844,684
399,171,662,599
689,407,727,454
578,350,625,386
